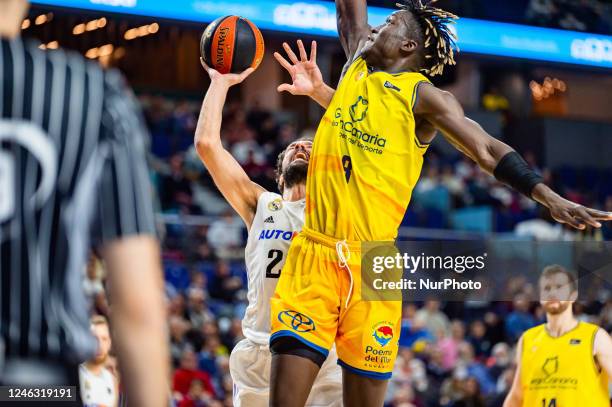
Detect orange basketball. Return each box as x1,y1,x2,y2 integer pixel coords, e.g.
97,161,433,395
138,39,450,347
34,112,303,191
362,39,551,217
200,16,265,74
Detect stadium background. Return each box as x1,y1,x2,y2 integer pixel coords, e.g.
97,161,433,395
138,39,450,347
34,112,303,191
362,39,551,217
21,0,612,405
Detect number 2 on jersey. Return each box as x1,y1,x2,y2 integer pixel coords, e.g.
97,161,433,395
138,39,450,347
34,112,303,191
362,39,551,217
265,249,284,278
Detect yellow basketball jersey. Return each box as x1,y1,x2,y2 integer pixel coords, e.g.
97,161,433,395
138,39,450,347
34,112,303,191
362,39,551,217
520,322,609,407
305,56,431,241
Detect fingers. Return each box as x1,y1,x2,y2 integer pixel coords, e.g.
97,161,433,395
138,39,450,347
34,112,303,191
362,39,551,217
277,83,296,94
200,58,212,73
282,42,299,64
297,39,308,61
310,40,317,63
573,207,601,228
239,67,255,81
273,52,293,73
559,211,586,230
584,208,612,220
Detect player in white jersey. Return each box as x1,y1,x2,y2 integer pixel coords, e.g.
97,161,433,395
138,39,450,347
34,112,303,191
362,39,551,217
194,53,341,406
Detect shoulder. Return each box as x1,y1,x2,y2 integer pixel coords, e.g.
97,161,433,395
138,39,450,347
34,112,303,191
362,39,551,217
522,323,546,339
254,192,283,214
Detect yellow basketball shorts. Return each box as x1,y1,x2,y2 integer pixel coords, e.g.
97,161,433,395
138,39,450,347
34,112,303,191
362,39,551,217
270,227,401,379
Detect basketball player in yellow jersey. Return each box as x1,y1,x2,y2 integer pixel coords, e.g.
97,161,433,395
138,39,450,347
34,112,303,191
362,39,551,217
504,265,612,407
267,1,612,405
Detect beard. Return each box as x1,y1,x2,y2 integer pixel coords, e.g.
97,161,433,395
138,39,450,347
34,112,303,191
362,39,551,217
543,301,571,315
283,160,308,191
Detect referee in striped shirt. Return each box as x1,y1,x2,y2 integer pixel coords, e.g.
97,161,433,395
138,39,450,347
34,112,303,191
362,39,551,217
0,1,169,405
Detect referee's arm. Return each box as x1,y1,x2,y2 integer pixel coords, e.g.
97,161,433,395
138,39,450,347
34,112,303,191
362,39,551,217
95,70,169,407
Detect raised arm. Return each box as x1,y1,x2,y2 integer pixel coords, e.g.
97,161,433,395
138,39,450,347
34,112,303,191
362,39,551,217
194,62,264,229
503,336,524,407
414,83,612,230
335,0,371,60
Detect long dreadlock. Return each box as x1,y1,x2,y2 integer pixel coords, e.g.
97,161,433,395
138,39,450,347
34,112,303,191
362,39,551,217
396,0,459,76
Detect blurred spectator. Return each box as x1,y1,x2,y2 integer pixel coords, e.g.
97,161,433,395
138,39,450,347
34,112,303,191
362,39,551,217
173,349,216,400
160,153,196,213
170,315,191,365
207,210,244,253
457,343,496,396
415,300,451,338
83,254,109,316
208,260,243,303
79,316,118,406
467,320,492,359
437,320,467,370
452,377,486,407
505,295,538,342
186,288,214,328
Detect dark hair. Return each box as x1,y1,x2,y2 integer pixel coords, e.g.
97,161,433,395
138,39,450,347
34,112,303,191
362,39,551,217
275,135,313,193
396,0,459,76
540,264,578,293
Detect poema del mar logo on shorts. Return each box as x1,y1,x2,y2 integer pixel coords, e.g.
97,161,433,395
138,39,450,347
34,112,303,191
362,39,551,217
278,310,316,333
372,322,394,347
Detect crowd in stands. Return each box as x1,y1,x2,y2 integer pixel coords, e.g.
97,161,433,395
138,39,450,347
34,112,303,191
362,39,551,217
78,96,612,406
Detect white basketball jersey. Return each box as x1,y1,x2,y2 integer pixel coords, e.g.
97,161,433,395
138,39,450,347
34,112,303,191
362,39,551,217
242,192,305,345
79,364,116,407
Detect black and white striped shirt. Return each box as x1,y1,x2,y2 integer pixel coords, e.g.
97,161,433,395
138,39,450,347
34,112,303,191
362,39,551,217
0,37,156,363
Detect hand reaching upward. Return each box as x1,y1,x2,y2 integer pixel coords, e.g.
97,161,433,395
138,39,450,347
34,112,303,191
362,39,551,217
274,40,324,97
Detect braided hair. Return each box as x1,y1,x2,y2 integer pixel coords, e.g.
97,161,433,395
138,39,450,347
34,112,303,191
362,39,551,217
396,0,459,76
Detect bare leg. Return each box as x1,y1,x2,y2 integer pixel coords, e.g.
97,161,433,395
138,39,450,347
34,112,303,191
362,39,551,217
270,354,321,407
342,368,389,407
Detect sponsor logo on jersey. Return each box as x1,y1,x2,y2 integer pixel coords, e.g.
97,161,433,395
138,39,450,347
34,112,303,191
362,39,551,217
529,356,578,388
349,96,368,122
278,310,315,332
384,81,401,92
372,322,394,347
258,229,298,241
268,198,283,211
569,338,581,345
264,216,274,223
332,96,387,155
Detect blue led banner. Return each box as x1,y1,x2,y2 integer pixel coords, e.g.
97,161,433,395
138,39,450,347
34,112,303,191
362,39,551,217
32,0,612,68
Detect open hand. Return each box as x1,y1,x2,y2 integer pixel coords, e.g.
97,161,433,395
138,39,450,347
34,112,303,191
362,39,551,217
274,40,323,96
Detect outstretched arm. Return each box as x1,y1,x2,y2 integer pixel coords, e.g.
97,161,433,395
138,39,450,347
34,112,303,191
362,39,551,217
415,83,612,230
274,40,336,109
336,0,371,60
194,62,264,229
503,336,524,407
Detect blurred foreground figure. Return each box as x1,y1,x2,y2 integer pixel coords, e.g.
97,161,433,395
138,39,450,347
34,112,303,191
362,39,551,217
0,1,168,405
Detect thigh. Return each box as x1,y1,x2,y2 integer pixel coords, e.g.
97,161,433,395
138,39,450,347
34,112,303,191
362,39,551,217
307,346,343,407
336,262,402,379
270,235,340,355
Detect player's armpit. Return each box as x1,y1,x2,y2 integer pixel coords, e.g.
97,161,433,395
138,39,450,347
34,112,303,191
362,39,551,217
335,0,371,60
593,328,612,378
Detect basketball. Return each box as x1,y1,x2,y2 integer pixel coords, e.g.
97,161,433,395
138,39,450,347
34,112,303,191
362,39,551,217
200,15,265,74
